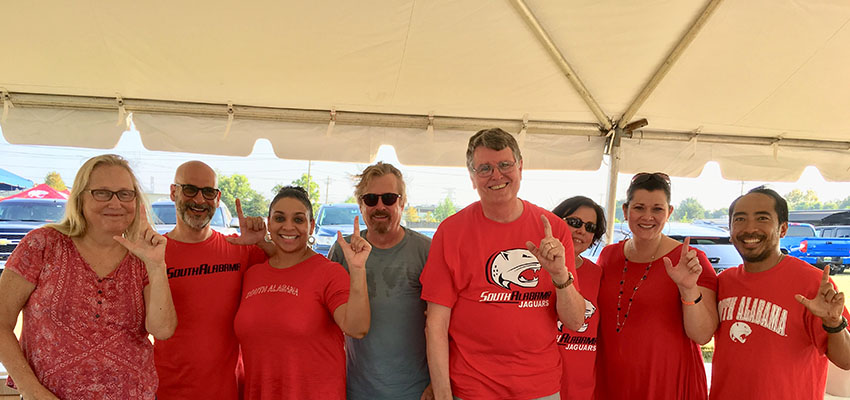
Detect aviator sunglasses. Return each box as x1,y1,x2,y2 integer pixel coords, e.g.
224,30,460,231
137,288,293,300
174,183,221,200
360,193,401,207
564,217,596,234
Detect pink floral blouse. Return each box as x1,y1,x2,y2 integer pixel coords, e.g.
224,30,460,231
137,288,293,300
5,227,155,400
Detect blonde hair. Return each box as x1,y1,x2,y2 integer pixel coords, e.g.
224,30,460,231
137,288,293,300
354,162,406,203
46,154,150,240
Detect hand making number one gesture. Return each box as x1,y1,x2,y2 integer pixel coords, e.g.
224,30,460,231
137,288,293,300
796,265,846,327
225,198,268,246
526,215,566,276
113,206,168,271
664,237,702,290
336,216,372,271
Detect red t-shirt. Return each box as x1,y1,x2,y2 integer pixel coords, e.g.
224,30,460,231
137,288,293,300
710,256,850,400
558,257,601,400
234,255,350,400
6,227,156,399
155,231,267,400
420,200,578,400
595,240,717,400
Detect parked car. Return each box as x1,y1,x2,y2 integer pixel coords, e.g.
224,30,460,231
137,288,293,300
781,222,850,274
582,222,743,274
312,203,365,256
150,200,238,236
817,225,850,239
0,198,67,268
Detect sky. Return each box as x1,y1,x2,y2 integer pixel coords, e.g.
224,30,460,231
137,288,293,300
2,126,850,214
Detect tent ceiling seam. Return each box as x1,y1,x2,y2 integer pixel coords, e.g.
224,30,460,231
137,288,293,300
509,0,613,131
618,0,725,128
0,91,601,137
4,91,848,152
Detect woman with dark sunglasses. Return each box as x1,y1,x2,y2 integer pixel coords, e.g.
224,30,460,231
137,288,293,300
551,196,606,400
594,172,718,400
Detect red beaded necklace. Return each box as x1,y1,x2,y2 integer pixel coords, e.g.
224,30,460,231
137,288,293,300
615,239,663,333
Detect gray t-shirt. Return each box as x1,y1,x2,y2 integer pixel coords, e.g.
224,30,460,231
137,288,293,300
329,226,431,400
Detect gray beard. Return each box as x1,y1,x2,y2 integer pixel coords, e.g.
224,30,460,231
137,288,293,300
178,203,213,230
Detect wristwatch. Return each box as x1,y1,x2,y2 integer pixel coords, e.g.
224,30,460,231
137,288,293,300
552,272,574,289
823,316,848,334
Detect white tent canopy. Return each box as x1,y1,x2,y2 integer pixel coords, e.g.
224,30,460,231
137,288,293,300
2,0,850,226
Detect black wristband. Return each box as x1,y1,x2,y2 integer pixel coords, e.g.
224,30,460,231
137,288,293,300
823,316,848,334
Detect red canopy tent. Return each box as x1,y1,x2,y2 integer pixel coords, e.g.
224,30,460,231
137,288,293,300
0,183,70,201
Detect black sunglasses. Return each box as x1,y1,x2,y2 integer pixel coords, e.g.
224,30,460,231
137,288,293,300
175,183,220,200
360,193,401,207
564,217,596,234
631,172,671,186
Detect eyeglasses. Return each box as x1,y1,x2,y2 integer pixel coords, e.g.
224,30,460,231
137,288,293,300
174,183,220,200
564,217,596,234
471,161,517,178
88,189,136,202
631,172,671,186
360,193,401,207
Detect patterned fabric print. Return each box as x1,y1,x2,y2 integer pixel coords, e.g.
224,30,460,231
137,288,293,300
5,228,156,400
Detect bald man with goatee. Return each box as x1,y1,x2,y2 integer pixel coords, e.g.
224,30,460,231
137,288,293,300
155,161,269,400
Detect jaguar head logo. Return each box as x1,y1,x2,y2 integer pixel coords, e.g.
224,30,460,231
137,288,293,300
487,249,541,290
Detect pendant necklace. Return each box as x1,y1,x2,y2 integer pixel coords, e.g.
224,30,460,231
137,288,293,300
615,238,663,333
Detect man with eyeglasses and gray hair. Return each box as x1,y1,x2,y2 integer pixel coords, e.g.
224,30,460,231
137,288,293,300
329,161,433,400
419,128,586,400
155,160,270,400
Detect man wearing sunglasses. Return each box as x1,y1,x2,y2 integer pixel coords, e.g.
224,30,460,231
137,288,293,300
328,162,433,400
155,161,269,400
420,128,586,400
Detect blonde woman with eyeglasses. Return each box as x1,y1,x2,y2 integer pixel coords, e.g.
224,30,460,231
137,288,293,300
0,154,176,400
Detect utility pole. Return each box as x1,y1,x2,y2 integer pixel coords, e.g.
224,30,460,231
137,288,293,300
325,176,330,203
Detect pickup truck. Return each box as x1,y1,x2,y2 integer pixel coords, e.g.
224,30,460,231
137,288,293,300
781,222,850,274
0,198,67,268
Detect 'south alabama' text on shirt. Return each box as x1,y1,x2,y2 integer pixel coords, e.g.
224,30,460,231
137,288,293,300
244,283,300,299
719,296,788,337
167,262,241,279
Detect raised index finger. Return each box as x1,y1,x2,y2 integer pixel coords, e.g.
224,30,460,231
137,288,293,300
137,206,151,233
822,262,831,285
353,216,360,236
680,237,691,261
540,215,553,238
236,198,245,220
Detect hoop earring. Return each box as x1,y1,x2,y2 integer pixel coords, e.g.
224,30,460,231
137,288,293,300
264,233,272,243
307,235,316,245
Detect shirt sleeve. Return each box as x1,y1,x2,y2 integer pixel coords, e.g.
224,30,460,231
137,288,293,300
5,228,52,285
247,244,269,268
694,248,718,292
419,227,458,308
323,260,351,314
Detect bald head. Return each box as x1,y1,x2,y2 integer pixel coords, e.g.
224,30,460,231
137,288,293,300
175,161,217,188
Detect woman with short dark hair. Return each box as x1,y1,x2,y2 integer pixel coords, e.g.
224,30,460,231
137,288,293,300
552,196,606,400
